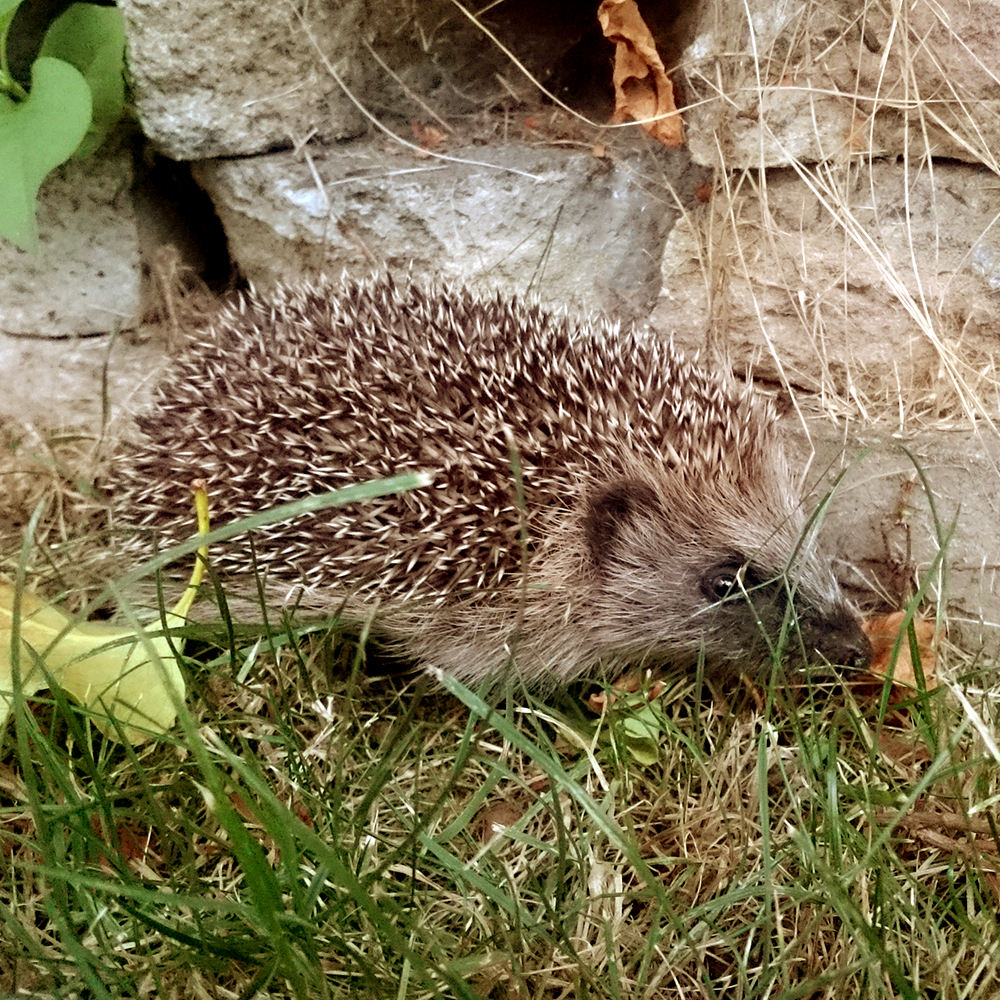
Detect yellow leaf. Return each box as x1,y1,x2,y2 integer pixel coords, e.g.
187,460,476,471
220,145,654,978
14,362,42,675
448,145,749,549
0,582,186,743
0,481,210,744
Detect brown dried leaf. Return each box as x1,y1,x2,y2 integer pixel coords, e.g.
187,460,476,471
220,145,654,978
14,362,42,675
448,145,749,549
478,802,524,844
229,791,257,824
410,120,446,156
877,731,933,768
863,611,938,689
983,869,1000,908
588,670,664,711
598,0,684,148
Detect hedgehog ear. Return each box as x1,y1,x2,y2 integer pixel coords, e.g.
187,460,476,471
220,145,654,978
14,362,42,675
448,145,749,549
583,479,662,566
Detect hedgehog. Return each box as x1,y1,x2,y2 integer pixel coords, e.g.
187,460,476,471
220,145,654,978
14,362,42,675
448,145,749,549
106,274,870,686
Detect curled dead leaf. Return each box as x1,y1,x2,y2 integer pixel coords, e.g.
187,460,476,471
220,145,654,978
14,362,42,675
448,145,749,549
598,0,684,148
863,611,938,690
588,669,664,711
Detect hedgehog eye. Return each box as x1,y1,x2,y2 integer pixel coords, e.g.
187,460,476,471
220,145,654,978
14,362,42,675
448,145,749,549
702,567,742,602
701,562,760,602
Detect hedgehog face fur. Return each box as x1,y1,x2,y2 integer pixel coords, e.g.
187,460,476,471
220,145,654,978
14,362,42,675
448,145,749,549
109,275,870,686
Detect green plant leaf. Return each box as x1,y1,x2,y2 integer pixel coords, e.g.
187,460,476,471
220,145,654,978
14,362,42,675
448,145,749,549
0,55,91,251
0,0,27,99
38,2,125,157
621,703,663,765
0,0,24,43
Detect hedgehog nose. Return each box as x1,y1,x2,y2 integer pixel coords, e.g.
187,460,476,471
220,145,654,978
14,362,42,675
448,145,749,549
811,607,872,671
840,631,872,671
826,624,872,671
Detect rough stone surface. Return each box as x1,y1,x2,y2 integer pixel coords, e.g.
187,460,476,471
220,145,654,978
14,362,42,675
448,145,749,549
790,419,1000,660
193,139,705,321
118,0,370,160
651,161,1000,392
0,143,141,337
680,0,1000,168
0,333,166,432
119,0,615,161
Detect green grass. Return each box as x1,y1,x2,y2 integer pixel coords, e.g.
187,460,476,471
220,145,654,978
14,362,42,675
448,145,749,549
1,394,998,999
1,594,999,998
0,392,997,998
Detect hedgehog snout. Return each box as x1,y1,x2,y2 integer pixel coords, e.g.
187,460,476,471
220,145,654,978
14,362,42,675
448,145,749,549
798,601,872,671
692,562,871,674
